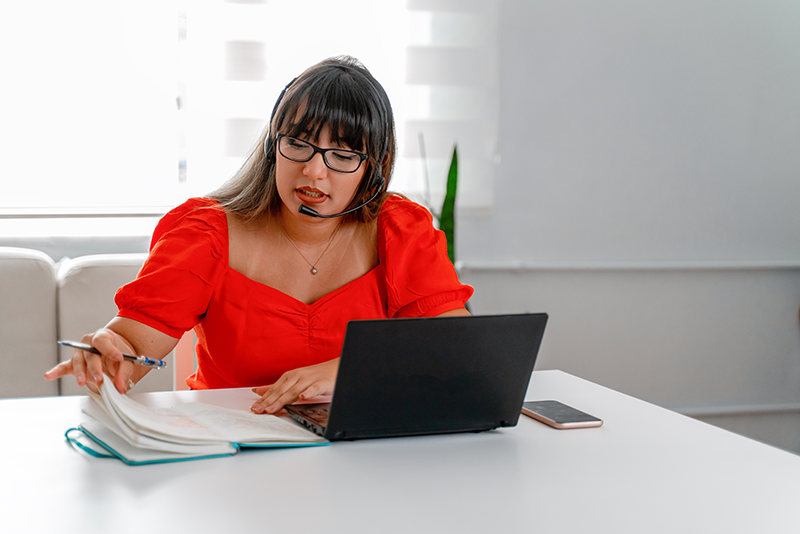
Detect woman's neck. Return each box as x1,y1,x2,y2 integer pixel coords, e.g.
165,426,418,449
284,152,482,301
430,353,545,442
276,205,345,246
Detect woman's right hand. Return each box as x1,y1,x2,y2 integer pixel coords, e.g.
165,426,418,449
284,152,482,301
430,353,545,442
44,328,136,394
250,358,340,414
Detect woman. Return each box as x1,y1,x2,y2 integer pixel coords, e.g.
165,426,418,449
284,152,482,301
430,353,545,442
45,56,472,414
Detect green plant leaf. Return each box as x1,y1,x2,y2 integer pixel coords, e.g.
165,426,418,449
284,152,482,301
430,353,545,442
440,146,458,264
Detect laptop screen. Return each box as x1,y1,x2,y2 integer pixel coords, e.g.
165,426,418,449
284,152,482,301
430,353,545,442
316,313,548,440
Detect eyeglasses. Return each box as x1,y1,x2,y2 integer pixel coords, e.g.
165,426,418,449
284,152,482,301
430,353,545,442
276,134,368,174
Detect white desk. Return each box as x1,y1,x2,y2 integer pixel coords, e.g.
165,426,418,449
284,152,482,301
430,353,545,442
2,370,799,533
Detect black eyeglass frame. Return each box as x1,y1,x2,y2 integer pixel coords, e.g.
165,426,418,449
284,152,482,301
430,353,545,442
275,133,368,174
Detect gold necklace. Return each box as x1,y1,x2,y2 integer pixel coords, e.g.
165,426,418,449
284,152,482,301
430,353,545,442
280,221,342,275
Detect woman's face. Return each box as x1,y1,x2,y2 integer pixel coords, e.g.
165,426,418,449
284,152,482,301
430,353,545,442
275,124,368,220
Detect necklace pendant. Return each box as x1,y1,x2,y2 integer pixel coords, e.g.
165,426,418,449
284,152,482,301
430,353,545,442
310,267,317,275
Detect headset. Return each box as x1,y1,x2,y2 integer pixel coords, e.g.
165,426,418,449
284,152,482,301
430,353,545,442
263,70,390,219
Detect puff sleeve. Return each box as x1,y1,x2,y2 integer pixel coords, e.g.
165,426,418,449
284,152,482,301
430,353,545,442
379,196,473,318
114,198,228,338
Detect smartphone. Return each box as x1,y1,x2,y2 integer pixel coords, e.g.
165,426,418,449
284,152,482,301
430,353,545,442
521,400,603,429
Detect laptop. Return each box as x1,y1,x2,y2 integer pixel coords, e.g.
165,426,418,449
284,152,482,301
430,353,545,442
285,313,548,441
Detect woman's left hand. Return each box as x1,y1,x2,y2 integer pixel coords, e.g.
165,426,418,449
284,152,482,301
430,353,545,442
250,358,339,414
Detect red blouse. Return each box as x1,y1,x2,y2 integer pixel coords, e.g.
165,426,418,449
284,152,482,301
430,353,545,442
115,195,473,390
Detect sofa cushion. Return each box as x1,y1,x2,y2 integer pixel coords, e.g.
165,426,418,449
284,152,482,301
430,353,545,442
57,253,175,395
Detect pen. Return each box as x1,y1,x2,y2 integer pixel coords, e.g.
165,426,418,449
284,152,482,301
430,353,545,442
57,340,167,369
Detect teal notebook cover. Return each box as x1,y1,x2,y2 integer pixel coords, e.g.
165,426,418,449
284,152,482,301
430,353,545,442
67,421,329,466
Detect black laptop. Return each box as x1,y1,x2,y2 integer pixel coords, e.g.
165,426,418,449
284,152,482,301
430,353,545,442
285,313,548,441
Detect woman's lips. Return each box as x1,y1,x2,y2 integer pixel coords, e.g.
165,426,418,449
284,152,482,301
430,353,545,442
296,187,327,204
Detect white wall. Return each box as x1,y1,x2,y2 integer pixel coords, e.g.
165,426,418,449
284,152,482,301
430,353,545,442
462,0,800,264
456,0,800,453
461,267,800,409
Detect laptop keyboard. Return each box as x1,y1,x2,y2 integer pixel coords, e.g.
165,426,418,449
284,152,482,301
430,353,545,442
299,406,329,426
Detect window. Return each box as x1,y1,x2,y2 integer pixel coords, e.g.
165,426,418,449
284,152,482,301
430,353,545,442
0,0,498,241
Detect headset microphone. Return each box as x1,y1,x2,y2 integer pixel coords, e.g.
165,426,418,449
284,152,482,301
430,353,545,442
298,175,385,218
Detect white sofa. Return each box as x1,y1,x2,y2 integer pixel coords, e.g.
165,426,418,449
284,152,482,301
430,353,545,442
0,247,176,398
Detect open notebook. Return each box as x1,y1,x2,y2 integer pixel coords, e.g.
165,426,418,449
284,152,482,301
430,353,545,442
67,375,327,465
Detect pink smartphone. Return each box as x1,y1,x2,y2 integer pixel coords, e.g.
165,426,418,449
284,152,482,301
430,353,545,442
521,400,603,429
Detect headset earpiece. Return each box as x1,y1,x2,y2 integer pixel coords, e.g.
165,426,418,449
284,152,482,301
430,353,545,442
374,173,385,191
263,77,298,162
263,135,275,162
371,164,384,190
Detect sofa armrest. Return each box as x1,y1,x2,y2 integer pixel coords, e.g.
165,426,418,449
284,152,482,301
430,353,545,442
0,247,58,398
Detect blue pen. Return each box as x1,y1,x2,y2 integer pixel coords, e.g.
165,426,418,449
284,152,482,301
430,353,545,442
57,340,167,369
